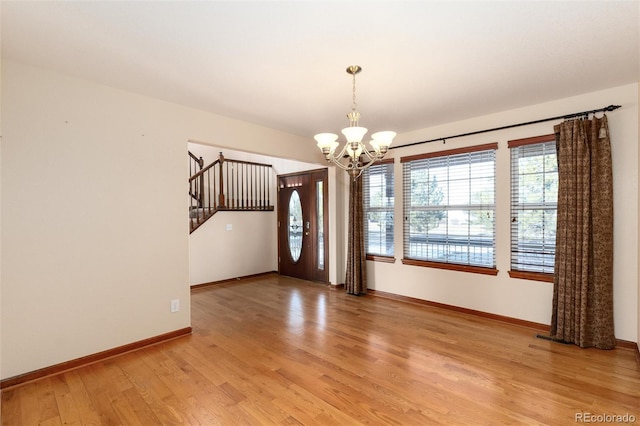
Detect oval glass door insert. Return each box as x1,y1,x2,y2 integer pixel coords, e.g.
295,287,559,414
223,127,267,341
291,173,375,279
288,190,303,262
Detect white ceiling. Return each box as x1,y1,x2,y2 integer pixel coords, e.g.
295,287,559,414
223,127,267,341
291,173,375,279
3,1,639,139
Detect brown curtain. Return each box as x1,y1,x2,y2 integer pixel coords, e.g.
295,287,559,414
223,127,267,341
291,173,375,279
345,174,367,295
551,115,615,349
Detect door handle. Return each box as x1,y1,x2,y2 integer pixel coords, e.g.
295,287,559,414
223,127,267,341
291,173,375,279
305,221,310,236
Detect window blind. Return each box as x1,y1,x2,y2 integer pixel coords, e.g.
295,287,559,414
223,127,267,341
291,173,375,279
509,135,557,275
363,160,394,257
402,144,497,268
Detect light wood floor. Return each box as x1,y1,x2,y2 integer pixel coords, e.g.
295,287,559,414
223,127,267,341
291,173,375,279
2,274,639,425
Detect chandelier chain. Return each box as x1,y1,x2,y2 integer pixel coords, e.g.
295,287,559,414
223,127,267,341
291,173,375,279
351,71,357,112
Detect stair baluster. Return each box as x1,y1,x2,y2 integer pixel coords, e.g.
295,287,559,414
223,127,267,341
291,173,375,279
189,151,274,233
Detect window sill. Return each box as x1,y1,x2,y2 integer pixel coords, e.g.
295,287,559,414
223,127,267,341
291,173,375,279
401,258,498,275
508,270,553,283
366,254,396,263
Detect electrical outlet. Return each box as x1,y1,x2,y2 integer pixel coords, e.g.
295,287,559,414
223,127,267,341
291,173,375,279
170,299,180,313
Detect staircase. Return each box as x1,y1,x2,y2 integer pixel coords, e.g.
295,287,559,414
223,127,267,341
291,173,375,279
189,151,274,233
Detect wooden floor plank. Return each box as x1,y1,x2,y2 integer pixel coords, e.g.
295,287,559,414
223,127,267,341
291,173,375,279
2,274,639,425
49,374,82,426
60,370,103,425
0,387,22,426
18,380,42,425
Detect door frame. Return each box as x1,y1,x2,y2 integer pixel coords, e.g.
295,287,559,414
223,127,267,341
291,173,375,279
277,168,329,283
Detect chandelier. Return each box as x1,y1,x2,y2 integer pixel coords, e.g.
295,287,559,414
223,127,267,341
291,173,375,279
314,65,396,178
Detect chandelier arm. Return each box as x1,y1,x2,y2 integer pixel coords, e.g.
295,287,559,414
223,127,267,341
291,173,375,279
327,158,350,171
324,143,351,171
360,146,380,162
325,143,387,172
333,143,350,162
347,160,373,179
355,156,381,175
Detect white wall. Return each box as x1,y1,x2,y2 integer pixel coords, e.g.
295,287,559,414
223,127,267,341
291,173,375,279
189,211,277,284
366,83,639,342
0,61,322,380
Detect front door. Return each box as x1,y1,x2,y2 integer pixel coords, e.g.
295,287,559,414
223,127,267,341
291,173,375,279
278,169,328,282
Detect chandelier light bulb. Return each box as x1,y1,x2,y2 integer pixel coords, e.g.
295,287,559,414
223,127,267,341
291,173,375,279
346,143,363,160
341,126,368,144
314,133,339,156
371,131,396,154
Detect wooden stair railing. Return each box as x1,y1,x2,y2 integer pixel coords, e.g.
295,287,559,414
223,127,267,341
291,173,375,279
188,151,204,207
189,152,274,233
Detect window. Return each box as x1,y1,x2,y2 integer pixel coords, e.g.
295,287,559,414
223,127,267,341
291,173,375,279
363,159,394,260
509,134,557,281
401,143,497,274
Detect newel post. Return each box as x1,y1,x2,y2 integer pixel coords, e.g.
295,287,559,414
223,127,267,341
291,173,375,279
198,156,205,208
218,152,226,208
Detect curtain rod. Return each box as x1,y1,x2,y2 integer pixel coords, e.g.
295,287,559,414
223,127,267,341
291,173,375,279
390,104,622,150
